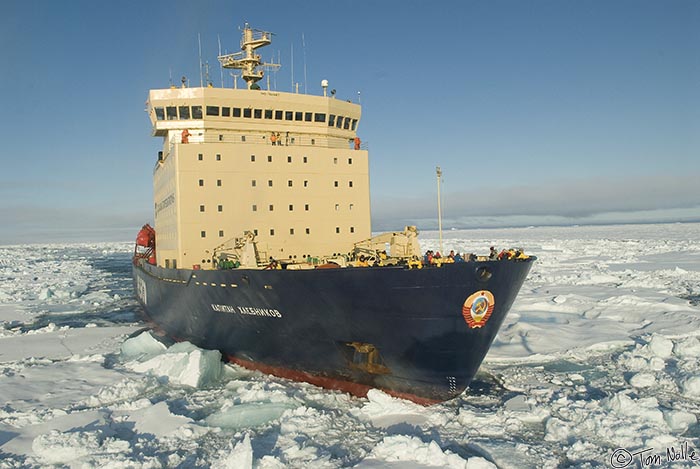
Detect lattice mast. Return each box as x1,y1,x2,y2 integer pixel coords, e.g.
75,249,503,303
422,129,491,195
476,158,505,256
218,23,280,90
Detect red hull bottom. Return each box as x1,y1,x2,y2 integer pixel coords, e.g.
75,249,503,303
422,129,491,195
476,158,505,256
226,355,441,406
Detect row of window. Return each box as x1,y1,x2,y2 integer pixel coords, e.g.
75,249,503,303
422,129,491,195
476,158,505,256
197,153,354,165
249,203,354,212
197,203,354,213
197,178,354,188
199,226,356,238
155,105,358,130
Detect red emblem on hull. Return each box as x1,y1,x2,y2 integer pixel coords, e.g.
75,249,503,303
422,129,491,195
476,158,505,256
462,290,495,328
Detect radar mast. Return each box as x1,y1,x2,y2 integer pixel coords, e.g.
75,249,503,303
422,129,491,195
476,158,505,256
218,24,280,90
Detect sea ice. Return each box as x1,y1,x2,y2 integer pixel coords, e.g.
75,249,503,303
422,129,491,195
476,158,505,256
211,434,254,469
119,329,167,360
354,435,475,468
124,336,223,388
663,409,697,434
629,372,656,388
681,375,700,397
2,226,700,467
123,401,193,438
354,389,431,428
648,334,674,358
204,402,295,430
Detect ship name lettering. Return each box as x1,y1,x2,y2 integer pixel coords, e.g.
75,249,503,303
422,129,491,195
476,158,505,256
211,304,282,318
155,194,175,215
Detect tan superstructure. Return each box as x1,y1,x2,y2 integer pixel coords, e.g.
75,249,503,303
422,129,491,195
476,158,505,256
147,26,370,270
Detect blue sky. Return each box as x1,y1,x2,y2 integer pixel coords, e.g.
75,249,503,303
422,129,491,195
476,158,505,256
1,0,698,243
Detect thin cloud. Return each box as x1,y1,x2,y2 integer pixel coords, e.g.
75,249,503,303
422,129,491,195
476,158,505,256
372,173,700,229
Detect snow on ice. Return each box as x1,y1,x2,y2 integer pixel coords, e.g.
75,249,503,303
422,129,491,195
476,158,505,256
1,223,699,468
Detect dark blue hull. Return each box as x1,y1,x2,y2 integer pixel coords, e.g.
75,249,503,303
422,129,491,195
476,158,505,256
132,259,534,403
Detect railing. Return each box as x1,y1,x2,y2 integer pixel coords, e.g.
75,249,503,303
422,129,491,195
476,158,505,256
163,131,368,151
154,134,367,172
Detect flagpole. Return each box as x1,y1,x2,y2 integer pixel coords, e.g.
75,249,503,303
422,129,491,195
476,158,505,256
436,166,443,254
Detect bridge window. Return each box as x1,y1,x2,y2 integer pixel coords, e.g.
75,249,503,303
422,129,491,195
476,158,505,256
328,115,335,127
336,116,343,128
275,110,283,120
351,119,357,131
233,107,241,117
166,106,177,120
154,107,165,120
254,109,262,119
295,111,303,121
179,106,190,119
243,108,252,118
285,111,293,121
305,112,312,122
314,113,326,123
344,117,351,130
192,106,202,119
221,107,230,117
206,106,219,116
265,109,273,119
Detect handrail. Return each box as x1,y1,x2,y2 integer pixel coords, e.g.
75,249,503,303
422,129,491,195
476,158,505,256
154,135,367,172
163,132,368,151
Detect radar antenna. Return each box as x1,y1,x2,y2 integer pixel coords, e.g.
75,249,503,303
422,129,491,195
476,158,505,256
218,23,280,90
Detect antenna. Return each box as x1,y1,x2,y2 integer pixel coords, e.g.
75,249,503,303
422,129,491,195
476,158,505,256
291,42,294,92
302,33,307,94
218,34,224,87
218,24,279,90
436,166,444,254
198,33,203,87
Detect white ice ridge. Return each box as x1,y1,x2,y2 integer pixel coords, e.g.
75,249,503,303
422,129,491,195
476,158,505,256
122,331,223,388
